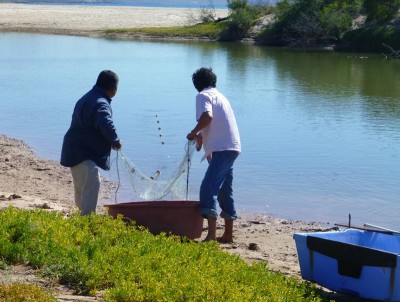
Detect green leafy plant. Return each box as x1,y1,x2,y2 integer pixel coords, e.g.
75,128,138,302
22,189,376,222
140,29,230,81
0,283,56,302
0,207,328,301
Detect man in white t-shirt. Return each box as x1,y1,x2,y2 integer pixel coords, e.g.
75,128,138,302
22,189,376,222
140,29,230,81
187,67,241,243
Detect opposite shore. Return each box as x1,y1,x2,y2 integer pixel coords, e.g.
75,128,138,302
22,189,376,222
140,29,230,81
0,3,229,40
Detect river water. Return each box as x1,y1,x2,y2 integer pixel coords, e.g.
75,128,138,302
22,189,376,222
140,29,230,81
1,32,399,229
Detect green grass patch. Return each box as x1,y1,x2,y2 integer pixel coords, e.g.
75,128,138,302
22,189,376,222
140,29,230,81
104,22,227,40
0,207,328,301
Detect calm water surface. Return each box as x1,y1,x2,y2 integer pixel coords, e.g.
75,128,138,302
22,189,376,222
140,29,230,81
1,33,399,229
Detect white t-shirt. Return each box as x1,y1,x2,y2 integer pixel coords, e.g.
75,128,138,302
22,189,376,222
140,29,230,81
195,87,241,160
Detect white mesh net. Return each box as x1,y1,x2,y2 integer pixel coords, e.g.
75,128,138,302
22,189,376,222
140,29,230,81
117,141,196,200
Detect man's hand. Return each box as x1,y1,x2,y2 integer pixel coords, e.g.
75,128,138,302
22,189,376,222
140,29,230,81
186,130,197,141
187,112,212,142
112,140,122,151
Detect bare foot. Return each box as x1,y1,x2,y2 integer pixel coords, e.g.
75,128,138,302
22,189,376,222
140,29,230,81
203,217,217,242
217,236,233,243
203,235,216,242
217,219,234,243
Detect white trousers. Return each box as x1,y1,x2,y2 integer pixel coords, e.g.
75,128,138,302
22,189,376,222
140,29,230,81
70,160,100,215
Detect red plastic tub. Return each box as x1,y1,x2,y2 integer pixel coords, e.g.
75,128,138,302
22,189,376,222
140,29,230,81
105,200,204,239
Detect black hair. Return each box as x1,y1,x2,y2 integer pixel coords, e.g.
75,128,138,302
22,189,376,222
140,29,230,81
96,70,119,91
192,67,217,92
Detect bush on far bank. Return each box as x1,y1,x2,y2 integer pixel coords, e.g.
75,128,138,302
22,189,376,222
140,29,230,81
256,0,363,47
220,0,271,40
342,25,400,53
103,0,400,53
253,0,400,53
198,0,400,52
363,0,400,22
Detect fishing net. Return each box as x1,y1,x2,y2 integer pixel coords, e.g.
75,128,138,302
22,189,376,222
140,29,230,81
117,140,196,200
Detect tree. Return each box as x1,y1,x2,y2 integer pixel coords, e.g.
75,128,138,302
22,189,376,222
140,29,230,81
270,0,326,46
221,0,266,40
259,0,363,46
320,0,363,40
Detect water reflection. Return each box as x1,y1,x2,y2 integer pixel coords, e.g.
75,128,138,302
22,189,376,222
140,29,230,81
218,44,400,135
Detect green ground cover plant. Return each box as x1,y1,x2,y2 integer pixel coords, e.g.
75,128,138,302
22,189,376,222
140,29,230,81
105,22,227,40
0,207,329,301
0,283,56,302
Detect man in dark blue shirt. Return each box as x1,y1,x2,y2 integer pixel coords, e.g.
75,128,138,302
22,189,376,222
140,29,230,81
61,70,122,215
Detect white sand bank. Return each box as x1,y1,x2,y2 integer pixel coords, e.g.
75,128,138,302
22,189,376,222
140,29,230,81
0,3,228,32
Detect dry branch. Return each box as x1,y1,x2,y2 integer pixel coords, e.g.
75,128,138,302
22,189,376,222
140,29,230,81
382,43,400,58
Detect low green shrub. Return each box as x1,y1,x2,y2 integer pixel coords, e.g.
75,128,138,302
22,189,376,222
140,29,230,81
0,207,327,301
0,283,56,302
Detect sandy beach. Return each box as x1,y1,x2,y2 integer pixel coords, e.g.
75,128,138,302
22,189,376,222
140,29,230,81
0,4,357,301
0,3,228,37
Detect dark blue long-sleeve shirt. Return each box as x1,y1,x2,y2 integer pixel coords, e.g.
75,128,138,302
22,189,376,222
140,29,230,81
61,85,120,171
